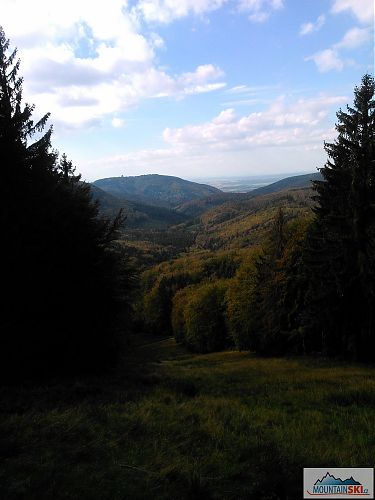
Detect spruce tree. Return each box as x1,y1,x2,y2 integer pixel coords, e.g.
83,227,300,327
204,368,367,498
0,27,131,379
247,208,288,354
305,75,375,359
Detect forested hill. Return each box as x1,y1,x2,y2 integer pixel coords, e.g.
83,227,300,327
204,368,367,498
93,174,221,208
193,187,314,250
90,184,187,228
247,171,322,197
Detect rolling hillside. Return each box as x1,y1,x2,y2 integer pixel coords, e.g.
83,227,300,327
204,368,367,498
175,192,240,217
121,186,315,273
192,187,314,250
93,174,221,208
90,184,187,228
176,171,321,217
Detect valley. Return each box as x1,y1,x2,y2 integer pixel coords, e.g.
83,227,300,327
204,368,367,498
91,171,319,268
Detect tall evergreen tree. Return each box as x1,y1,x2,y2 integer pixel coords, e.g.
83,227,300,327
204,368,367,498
0,27,132,379
305,75,375,359
246,208,289,354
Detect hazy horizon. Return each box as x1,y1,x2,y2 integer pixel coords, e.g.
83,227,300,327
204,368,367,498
92,170,319,193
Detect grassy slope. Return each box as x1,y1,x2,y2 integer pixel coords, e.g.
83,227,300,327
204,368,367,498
1,338,375,500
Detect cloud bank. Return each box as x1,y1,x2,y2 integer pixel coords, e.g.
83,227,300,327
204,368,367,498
83,93,347,180
1,0,226,128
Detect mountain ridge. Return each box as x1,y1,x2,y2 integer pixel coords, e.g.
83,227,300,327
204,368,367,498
92,172,324,230
93,174,222,209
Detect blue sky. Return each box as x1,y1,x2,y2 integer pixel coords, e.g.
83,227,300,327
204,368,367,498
2,0,374,181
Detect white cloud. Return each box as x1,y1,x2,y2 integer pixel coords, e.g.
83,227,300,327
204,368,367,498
133,0,228,24
306,49,345,72
212,108,237,124
1,0,225,128
149,32,165,49
179,64,224,86
112,118,125,128
334,27,373,49
300,15,325,36
133,0,283,24
306,25,371,72
238,0,284,22
226,84,280,96
227,85,252,94
184,82,227,95
332,0,374,25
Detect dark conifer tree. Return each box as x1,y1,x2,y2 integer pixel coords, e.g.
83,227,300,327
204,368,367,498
248,208,288,354
305,75,375,359
0,27,132,379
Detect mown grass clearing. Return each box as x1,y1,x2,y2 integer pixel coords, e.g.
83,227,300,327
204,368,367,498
1,337,375,499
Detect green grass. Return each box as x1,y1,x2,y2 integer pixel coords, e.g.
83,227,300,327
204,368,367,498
1,337,375,499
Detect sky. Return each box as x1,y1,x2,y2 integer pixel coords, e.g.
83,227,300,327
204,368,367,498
2,0,374,181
